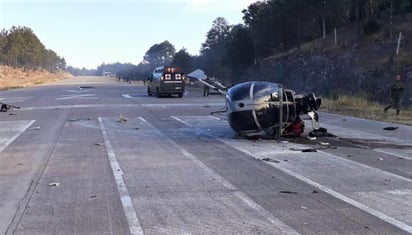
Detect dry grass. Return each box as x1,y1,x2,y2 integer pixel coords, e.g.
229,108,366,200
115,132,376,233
0,65,72,90
321,95,412,126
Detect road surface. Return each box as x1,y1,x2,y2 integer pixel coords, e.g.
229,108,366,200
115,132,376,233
1,76,411,235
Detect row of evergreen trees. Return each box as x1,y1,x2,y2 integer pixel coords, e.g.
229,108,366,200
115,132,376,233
197,0,412,82
123,0,412,84
2,0,411,81
0,26,66,72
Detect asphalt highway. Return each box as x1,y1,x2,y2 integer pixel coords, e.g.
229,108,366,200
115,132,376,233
0,76,411,235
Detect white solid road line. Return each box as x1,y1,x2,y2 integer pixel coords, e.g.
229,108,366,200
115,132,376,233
138,116,300,235
172,115,412,234
56,94,98,100
121,94,133,99
170,116,194,128
98,118,144,235
0,120,36,153
20,102,224,111
227,144,412,234
374,148,412,161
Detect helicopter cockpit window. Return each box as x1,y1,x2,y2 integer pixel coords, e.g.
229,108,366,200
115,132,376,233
253,82,281,102
228,83,251,101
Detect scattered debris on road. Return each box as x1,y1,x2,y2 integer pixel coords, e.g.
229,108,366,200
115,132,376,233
95,143,104,146
48,182,60,187
279,191,298,194
119,114,128,123
308,127,331,137
290,147,317,152
261,158,280,163
383,126,398,131
0,102,20,112
68,118,91,121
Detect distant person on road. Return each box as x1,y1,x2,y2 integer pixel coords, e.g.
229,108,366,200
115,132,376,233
203,81,210,97
384,74,405,115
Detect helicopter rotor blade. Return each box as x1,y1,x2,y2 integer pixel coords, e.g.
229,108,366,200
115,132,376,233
186,69,228,95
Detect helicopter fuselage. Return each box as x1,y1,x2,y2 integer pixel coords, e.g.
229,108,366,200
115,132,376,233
225,81,320,137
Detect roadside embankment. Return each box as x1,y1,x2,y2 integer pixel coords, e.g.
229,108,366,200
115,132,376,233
0,65,72,90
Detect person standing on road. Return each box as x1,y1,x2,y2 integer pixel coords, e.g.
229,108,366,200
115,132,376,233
384,74,405,115
203,81,210,97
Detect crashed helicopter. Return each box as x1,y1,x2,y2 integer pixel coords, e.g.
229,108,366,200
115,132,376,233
187,69,322,138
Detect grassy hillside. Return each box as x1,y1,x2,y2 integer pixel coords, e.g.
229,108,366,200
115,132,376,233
240,17,412,126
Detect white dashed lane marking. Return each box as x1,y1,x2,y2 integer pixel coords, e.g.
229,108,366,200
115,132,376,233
0,120,36,153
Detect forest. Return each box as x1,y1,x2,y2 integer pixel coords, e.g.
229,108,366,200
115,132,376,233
1,0,412,84
0,26,66,72
96,0,412,84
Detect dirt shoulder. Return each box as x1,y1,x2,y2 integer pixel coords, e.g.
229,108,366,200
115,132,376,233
0,65,72,90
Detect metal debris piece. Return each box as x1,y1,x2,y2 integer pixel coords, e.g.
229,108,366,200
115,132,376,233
79,86,95,89
119,115,128,123
279,191,298,194
262,158,280,163
383,126,398,131
48,182,60,187
290,148,317,152
309,127,329,137
95,143,104,146
302,149,317,152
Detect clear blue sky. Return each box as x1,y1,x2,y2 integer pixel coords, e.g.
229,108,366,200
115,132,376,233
0,0,256,69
